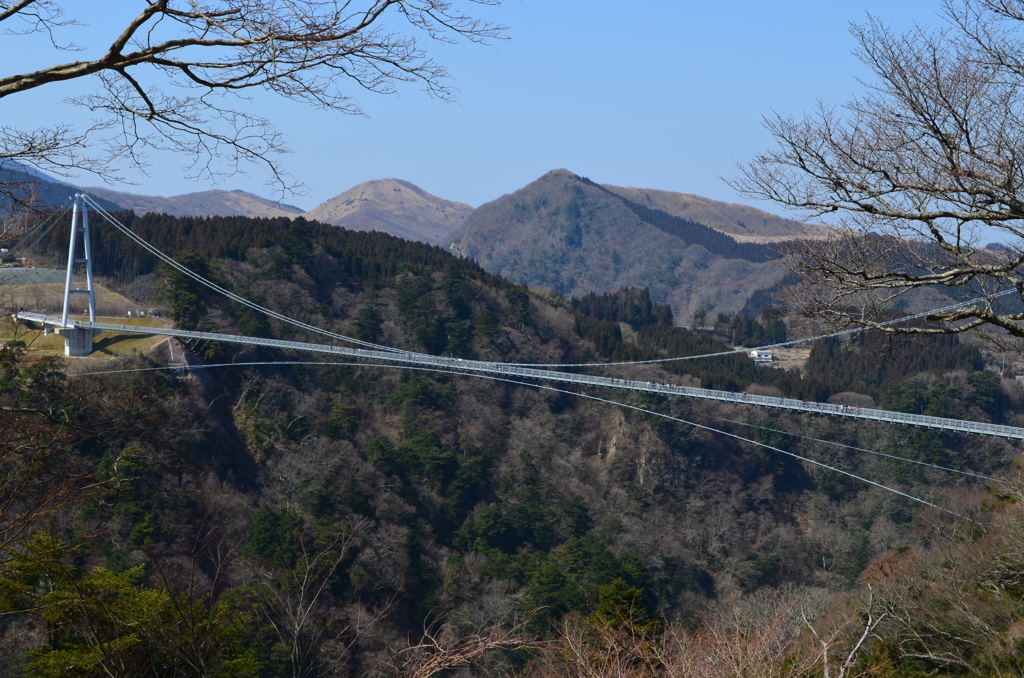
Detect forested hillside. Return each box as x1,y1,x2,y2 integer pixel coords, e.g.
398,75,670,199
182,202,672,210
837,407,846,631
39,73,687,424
600,183,818,240
2,212,1023,676
579,177,773,262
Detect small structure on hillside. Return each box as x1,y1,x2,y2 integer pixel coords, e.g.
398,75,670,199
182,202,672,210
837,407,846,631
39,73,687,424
750,349,774,364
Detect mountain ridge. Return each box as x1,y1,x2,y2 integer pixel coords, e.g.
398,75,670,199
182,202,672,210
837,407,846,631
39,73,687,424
8,169,815,322
600,183,822,242
71,178,470,246
81,186,306,219
13,168,817,250
448,169,790,322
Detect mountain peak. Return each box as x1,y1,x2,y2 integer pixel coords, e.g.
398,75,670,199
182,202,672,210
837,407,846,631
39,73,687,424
303,178,472,244
449,169,792,322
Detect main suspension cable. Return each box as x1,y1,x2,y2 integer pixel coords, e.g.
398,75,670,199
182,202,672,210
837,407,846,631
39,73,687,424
80,194,414,355
668,403,1003,483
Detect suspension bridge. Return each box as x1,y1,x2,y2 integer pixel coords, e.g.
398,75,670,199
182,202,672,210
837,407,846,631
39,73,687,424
11,194,1024,443
13,311,1024,441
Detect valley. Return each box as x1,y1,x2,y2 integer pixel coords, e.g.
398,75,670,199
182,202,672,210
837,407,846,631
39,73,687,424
8,0,1024,674
1,209,1020,676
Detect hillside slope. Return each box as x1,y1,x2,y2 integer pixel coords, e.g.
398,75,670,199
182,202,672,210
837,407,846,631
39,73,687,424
303,178,473,244
601,183,823,242
3,213,1016,676
81,186,305,218
449,169,788,322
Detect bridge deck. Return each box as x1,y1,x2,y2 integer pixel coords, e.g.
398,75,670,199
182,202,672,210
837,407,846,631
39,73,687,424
15,312,1024,441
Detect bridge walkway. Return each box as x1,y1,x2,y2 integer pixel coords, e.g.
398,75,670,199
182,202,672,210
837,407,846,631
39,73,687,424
15,312,1024,442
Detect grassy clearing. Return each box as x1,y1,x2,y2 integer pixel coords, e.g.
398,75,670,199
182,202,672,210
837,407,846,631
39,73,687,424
0,282,152,317
2,315,174,360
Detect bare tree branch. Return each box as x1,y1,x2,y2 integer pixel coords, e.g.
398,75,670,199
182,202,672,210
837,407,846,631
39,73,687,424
383,615,539,678
0,1,506,201
732,2,1024,341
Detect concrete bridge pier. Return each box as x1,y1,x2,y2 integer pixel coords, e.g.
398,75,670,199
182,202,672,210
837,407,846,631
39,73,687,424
55,326,101,356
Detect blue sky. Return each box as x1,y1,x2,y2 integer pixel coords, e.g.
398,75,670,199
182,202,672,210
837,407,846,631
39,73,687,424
1,1,943,212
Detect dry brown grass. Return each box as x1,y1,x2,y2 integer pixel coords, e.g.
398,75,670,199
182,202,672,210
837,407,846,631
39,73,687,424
0,282,145,317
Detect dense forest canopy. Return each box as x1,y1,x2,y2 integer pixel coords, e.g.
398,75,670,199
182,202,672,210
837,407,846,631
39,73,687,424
1,211,1022,677
30,211,499,294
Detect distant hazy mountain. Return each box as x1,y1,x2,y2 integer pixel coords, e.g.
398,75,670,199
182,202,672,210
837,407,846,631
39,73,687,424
81,187,305,219
0,166,123,213
449,169,790,322
74,178,471,245
0,165,297,218
303,178,472,245
2,169,468,244
0,160,63,184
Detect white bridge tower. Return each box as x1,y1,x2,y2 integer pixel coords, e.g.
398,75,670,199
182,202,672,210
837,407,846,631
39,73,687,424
55,194,101,356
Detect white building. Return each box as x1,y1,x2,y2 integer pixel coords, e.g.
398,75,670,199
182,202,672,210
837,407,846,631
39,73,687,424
750,350,774,362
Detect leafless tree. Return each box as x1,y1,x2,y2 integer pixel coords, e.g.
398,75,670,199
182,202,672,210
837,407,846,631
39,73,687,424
250,520,369,678
0,0,505,204
381,616,538,678
537,587,830,678
538,612,665,678
732,0,1024,341
802,585,885,678
0,176,47,241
